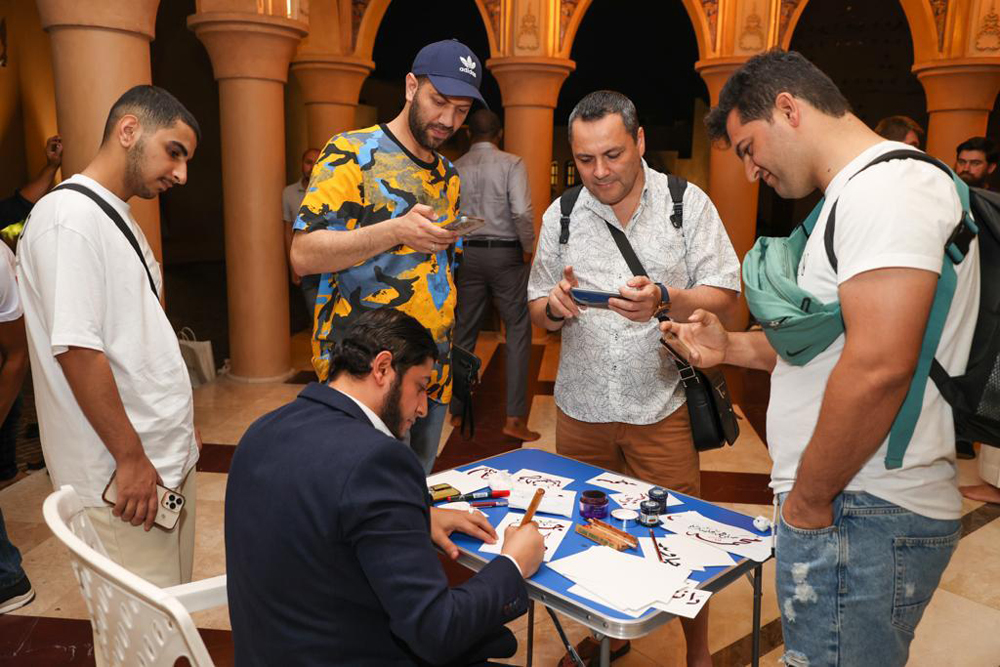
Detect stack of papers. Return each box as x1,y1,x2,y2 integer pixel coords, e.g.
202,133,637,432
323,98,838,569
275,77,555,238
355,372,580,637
638,535,737,571
660,511,772,562
426,469,490,495
548,546,701,616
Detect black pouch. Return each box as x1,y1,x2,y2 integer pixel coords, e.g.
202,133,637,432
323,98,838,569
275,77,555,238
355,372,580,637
451,345,482,438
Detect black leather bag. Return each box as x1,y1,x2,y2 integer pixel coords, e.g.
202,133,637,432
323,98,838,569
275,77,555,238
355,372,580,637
451,345,482,438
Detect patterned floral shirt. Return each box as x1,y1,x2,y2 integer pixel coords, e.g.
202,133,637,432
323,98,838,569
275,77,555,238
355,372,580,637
527,162,741,424
294,124,461,403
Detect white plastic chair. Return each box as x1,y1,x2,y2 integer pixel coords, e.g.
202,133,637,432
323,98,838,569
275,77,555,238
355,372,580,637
42,485,227,667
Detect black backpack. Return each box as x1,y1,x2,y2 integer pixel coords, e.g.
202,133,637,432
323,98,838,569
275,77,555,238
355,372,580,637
822,149,1000,448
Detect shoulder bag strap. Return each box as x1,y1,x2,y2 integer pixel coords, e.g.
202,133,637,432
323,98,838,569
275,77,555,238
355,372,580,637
52,183,159,299
559,184,584,245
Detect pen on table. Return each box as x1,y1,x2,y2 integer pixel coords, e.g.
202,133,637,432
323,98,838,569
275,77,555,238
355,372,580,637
650,528,664,563
471,500,508,508
520,488,545,526
440,490,510,503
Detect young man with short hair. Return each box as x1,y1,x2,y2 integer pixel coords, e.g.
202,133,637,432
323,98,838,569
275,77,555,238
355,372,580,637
17,85,202,589
291,39,484,473
668,49,979,666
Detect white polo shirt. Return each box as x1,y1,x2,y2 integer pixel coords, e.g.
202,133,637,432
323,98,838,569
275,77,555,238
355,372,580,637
17,174,198,506
0,243,22,324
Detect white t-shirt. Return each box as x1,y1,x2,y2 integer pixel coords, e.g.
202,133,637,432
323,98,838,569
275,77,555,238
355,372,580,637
767,141,980,520
16,174,198,506
0,244,22,323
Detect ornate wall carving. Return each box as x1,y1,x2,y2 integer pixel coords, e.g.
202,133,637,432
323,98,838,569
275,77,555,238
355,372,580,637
976,1,1000,51
351,0,371,50
930,0,949,51
702,0,718,51
777,0,802,46
517,2,540,51
483,0,502,46
560,0,581,51
739,4,766,51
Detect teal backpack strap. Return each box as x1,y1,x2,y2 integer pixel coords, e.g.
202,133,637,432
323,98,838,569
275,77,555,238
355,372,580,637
884,258,958,468
801,198,825,236
885,172,975,468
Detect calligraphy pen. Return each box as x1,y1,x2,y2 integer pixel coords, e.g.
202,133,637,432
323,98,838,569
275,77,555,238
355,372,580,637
650,528,665,563
520,488,545,526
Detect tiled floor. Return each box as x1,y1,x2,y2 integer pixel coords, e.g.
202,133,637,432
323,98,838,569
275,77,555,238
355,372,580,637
1,330,999,665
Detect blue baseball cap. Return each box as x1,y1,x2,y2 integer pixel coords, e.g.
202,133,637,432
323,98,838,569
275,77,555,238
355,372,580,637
411,39,487,107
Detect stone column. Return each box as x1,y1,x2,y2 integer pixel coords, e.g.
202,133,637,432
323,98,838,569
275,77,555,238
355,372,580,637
488,57,575,241
188,12,306,381
698,58,757,406
291,55,374,149
914,60,1000,163
37,0,163,261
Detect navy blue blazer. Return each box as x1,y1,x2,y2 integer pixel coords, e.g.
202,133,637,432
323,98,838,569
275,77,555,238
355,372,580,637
225,383,528,666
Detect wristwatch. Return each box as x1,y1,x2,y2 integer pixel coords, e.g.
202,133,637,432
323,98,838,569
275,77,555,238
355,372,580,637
654,283,671,317
545,302,565,322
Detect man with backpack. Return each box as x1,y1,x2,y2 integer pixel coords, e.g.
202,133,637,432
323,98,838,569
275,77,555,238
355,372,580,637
527,90,740,667
666,50,981,666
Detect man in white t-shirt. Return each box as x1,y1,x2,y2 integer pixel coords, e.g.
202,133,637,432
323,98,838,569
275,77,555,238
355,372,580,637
17,85,202,591
666,51,977,666
0,243,32,614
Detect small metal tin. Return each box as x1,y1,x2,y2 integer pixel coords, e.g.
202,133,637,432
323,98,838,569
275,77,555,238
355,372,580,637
579,489,609,520
638,499,661,527
648,487,668,513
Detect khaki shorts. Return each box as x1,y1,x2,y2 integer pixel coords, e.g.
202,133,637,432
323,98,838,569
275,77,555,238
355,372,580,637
556,405,700,497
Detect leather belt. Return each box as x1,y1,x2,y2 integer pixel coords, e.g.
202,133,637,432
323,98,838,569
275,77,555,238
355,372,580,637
465,239,521,248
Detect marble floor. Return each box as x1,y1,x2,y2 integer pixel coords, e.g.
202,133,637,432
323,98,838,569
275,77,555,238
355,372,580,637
1,330,999,665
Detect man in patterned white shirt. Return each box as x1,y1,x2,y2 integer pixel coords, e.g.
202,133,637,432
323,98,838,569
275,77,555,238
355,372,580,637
527,90,739,667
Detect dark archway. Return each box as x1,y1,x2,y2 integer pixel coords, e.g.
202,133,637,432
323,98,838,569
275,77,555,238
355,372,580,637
553,0,707,197
759,0,926,236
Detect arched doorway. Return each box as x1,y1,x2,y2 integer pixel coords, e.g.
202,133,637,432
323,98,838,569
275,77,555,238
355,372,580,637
758,0,926,237
554,0,708,199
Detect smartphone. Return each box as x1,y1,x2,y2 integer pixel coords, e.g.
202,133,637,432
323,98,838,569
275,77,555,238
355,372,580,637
660,331,693,362
102,473,186,531
570,288,631,309
443,215,487,236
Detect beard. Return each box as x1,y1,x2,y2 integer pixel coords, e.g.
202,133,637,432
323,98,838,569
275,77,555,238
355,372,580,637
125,139,157,200
408,98,454,152
958,171,988,188
378,374,407,439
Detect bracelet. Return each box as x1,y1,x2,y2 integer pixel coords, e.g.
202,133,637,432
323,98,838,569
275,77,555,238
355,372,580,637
545,302,565,322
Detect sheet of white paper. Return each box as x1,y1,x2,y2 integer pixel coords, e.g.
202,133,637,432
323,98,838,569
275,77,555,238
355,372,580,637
566,585,649,618
463,464,506,483
660,511,773,562
548,547,691,612
586,472,654,495
426,469,489,496
638,535,737,572
509,487,576,518
651,582,713,619
609,491,684,511
479,512,573,562
510,468,575,491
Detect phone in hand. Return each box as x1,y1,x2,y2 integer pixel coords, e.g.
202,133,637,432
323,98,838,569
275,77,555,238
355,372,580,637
443,215,487,236
102,472,186,531
570,288,632,309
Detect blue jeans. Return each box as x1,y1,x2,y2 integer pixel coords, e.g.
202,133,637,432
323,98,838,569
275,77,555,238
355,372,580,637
776,491,960,667
0,509,25,587
406,399,448,475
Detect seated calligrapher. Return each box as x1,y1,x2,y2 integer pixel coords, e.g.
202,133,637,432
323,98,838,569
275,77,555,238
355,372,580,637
225,308,544,666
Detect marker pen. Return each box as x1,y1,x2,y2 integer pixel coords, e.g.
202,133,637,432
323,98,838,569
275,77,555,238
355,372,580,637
441,489,510,503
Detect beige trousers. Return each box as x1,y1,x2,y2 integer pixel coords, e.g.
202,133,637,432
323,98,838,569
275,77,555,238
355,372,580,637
85,468,197,588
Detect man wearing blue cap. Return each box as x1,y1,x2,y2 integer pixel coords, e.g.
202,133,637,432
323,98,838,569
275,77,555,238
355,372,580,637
291,39,486,473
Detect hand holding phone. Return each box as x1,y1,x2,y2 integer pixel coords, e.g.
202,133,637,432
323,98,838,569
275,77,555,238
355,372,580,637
394,204,459,253
443,215,487,236
570,288,634,309
102,471,186,531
